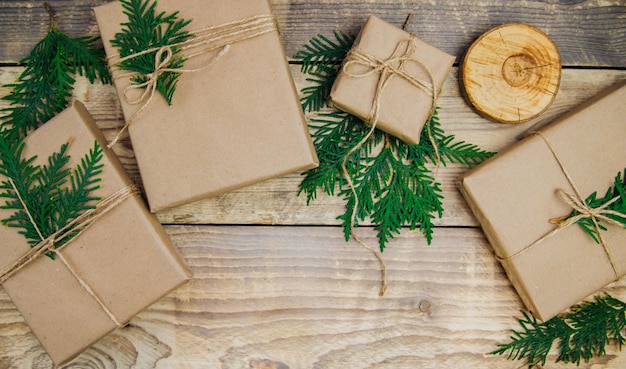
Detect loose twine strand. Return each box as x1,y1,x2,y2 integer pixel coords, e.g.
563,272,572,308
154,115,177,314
0,179,140,325
339,33,441,296
497,131,623,278
106,14,278,148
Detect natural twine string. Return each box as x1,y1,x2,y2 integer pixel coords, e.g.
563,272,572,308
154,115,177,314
107,14,278,148
0,181,140,326
342,33,441,171
339,34,442,296
497,131,623,278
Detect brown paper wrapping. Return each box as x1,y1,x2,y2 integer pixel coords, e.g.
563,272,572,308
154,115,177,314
459,81,626,321
0,101,192,366
330,15,455,144
94,0,318,213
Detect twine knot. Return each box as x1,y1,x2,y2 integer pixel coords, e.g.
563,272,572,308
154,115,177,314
342,34,439,126
0,182,140,326
124,45,175,106
499,131,622,279
338,34,443,297
341,33,441,174
107,14,278,148
553,189,623,230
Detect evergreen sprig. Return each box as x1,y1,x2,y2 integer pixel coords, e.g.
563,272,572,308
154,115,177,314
0,3,111,140
0,135,104,259
294,31,355,74
566,168,626,243
111,0,193,105
492,294,626,367
294,32,355,112
296,32,494,251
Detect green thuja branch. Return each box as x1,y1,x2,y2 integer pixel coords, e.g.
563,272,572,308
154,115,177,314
299,65,341,113
0,135,103,259
492,294,626,367
295,31,355,74
564,168,626,243
0,2,110,141
294,32,355,112
296,32,494,251
111,0,193,105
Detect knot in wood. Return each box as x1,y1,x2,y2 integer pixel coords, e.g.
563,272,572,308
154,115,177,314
419,299,433,314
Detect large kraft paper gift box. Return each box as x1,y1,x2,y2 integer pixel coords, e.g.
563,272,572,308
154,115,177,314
330,15,455,144
458,81,626,321
94,0,318,213
0,101,192,366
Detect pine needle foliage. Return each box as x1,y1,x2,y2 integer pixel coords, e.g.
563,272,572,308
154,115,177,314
295,32,495,251
111,0,193,105
567,168,626,243
492,294,626,367
0,135,104,259
0,3,111,141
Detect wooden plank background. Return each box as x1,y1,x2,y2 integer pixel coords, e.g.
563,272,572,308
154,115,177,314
1,1,626,368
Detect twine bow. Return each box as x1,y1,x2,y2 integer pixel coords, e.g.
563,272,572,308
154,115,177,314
341,33,442,170
499,131,622,278
553,189,624,232
125,46,174,106
107,14,278,148
0,180,140,326
338,34,442,296
107,44,230,148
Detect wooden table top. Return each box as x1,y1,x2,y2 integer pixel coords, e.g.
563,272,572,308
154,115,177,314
1,1,625,368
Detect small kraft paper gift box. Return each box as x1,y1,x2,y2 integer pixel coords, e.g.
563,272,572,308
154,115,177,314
94,0,318,212
0,101,192,366
330,15,455,144
459,81,626,321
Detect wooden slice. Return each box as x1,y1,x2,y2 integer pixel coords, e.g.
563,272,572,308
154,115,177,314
460,23,561,123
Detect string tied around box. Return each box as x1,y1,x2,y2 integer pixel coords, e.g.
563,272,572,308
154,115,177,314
341,33,441,170
497,131,624,278
0,180,140,326
106,13,279,148
338,27,442,296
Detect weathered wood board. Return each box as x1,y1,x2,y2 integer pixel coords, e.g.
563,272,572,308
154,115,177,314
2,226,626,368
1,1,625,68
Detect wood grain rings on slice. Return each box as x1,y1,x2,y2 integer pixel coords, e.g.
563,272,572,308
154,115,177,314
460,23,561,123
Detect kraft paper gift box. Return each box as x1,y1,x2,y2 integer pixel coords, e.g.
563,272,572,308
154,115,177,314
0,101,192,366
458,81,626,321
330,15,455,144
94,0,318,213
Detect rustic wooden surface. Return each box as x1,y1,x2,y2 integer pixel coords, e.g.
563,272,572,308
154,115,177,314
1,1,626,368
